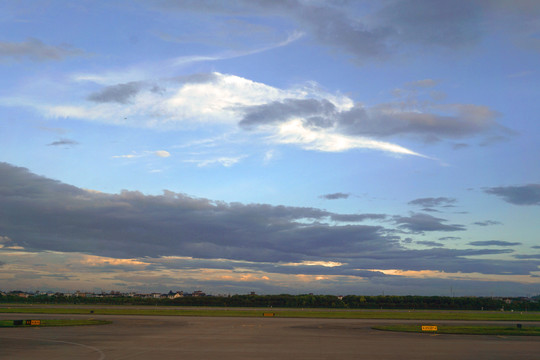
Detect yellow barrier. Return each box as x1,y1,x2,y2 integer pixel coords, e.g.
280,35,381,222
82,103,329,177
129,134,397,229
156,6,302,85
263,313,275,317
421,325,437,331
25,320,41,326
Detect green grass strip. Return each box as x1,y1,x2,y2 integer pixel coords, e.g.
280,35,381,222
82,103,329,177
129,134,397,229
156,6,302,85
373,324,540,336
0,319,112,327
1,306,540,321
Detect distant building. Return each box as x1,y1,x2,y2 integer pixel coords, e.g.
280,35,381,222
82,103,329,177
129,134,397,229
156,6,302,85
74,291,87,297
168,291,184,299
9,291,30,298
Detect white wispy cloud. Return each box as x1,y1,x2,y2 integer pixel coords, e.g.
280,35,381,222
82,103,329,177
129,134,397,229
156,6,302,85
154,150,171,158
39,72,423,157
169,30,305,67
112,150,171,159
272,119,425,156
184,155,246,167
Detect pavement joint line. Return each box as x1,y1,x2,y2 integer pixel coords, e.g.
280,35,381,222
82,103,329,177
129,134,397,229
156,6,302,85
0,335,106,360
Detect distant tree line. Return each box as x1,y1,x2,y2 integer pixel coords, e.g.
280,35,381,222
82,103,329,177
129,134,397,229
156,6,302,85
1,293,539,311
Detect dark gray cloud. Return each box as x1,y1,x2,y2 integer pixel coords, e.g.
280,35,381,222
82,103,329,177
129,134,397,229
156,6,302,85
393,213,466,233
408,197,456,208
1,162,537,277
0,38,85,62
330,213,387,222
375,0,482,48
239,98,336,130
484,184,540,205
514,254,540,259
248,0,486,63
87,82,145,104
238,97,505,143
473,220,502,226
468,240,521,247
320,192,350,200
291,3,393,63
47,138,79,147
338,104,504,141
0,162,394,263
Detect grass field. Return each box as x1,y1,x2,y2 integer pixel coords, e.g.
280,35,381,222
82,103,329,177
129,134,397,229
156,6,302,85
1,305,540,321
0,319,112,327
373,324,540,336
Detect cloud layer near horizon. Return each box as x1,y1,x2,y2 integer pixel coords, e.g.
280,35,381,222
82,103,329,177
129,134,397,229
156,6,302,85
1,162,537,282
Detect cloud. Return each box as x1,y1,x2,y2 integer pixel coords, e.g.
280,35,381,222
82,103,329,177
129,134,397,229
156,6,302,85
375,0,482,49
416,240,444,247
287,3,393,63
484,184,540,205
249,0,482,63
439,236,461,241
330,214,387,223
51,72,305,127
87,82,144,104
112,150,171,159
0,236,12,244
339,104,505,142
168,31,305,67
404,79,440,88
112,154,141,159
468,241,522,247
184,156,245,167
156,0,390,63
0,162,393,262
408,197,456,208
239,98,337,130
513,254,540,259
40,72,427,157
270,119,425,156
47,138,79,147
0,38,85,62
393,213,466,233
150,0,540,70
154,150,171,158
2,162,536,278
320,192,350,200
240,96,507,146
473,220,502,226
158,0,540,63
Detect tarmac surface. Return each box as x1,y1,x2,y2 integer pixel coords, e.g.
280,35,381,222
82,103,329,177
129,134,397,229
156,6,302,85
1,313,540,359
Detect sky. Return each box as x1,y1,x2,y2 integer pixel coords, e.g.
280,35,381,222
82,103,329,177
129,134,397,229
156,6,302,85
1,0,539,297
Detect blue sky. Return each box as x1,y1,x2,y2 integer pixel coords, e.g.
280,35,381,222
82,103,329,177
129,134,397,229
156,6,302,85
1,0,539,296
